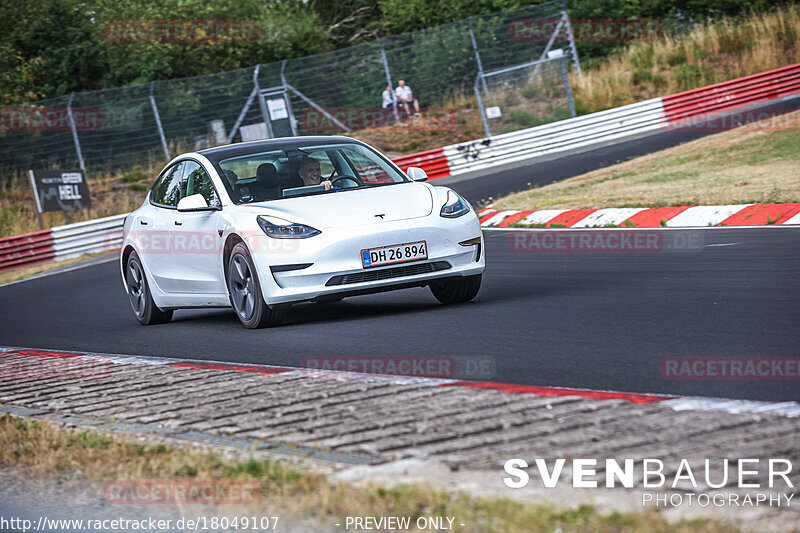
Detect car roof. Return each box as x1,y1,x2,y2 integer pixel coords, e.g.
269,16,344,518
198,135,363,162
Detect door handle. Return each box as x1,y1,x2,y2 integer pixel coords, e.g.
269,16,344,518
139,220,148,226
174,220,182,226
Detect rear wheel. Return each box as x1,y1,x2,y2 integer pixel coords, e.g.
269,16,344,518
430,274,482,304
126,252,173,325
227,243,284,329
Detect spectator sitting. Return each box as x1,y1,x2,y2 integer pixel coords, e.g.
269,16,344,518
381,85,396,109
395,80,420,116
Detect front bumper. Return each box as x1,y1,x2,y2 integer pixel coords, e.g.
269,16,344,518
244,216,485,305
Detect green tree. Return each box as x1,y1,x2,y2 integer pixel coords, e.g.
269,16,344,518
3,0,108,97
0,47,45,105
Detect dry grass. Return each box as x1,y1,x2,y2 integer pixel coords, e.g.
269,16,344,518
344,97,485,155
571,4,800,112
0,169,152,239
494,109,800,210
0,414,743,533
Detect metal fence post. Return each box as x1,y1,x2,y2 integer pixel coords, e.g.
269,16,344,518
280,60,298,136
254,65,274,138
66,92,86,175
380,38,399,122
560,57,576,117
562,9,582,77
149,82,170,160
474,77,491,139
469,17,489,96
227,65,260,143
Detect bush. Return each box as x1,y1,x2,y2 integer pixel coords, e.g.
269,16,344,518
507,110,539,128
676,64,715,91
666,50,687,66
520,85,540,100
121,170,148,183
632,70,653,85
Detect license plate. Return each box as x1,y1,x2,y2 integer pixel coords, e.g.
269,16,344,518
361,241,427,268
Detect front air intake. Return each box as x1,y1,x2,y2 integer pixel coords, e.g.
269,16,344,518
326,261,451,286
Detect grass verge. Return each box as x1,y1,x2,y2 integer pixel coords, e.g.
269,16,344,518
0,414,741,533
492,109,800,211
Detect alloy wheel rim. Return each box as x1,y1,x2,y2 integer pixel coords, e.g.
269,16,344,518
127,261,145,317
230,255,255,320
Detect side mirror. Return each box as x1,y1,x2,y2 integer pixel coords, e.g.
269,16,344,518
177,193,216,212
407,166,428,182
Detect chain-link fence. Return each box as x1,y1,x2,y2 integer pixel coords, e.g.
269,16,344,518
0,0,578,187
476,54,576,137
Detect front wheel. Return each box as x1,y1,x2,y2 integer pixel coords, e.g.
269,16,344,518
429,274,482,304
227,243,285,329
126,252,173,325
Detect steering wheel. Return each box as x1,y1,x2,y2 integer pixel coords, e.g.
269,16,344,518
330,175,363,188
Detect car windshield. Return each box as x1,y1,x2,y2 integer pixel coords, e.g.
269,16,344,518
215,142,409,204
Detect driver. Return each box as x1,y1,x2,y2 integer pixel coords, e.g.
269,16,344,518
298,156,333,190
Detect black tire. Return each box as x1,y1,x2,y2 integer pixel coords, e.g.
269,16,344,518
125,252,173,325
227,243,285,329
429,274,482,304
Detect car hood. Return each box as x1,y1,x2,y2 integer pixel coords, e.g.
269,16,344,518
248,182,434,229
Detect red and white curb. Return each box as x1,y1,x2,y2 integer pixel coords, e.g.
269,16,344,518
479,203,800,228
2,347,798,417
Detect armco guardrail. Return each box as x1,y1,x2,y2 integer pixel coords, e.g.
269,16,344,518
445,97,665,175
2,63,799,273
0,214,126,273
662,63,800,124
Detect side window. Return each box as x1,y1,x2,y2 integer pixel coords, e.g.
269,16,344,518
181,161,220,208
340,148,393,183
150,162,184,207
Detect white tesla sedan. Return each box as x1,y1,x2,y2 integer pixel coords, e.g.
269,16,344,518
120,136,485,328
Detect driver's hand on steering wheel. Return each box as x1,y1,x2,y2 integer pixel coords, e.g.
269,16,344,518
321,180,333,190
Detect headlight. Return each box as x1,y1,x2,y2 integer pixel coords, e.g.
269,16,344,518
440,190,470,218
257,215,320,239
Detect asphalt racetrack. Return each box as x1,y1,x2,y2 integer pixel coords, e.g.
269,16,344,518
1,227,798,403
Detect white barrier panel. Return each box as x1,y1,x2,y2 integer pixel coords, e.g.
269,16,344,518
444,98,666,175
51,213,128,261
